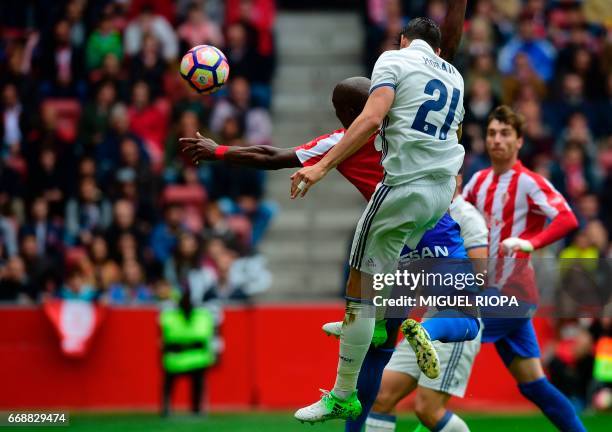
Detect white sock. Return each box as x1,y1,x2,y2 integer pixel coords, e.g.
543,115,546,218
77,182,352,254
437,412,470,432
332,301,375,400
365,413,396,431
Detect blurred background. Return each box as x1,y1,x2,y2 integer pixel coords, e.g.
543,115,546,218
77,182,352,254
0,0,611,430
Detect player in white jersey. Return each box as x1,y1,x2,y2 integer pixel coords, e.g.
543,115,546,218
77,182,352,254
364,183,487,432
292,17,473,424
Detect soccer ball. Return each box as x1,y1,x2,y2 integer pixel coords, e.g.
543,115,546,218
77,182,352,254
179,45,230,94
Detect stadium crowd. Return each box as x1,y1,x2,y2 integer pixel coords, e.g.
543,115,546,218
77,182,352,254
0,0,276,306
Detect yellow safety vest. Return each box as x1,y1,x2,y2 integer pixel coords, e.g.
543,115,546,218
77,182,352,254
594,336,612,383
159,308,215,373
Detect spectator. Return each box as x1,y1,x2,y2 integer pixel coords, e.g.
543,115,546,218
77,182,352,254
105,199,147,258
78,81,118,153
197,236,271,303
26,147,67,218
0,163,21,239
57,267,97,301
565,47,604,100
164,232,216,303
0,210,17,259
171,81,214,125
129,34,166,99
98,103,148,181
65,0,87,49
151,203,187,263
550,143,597,203
128,81,169,167
208,117,276,247
85,12,123,71
177,2,223,52
1,38,37,108
224,22,262,85
202,246,249,303
502,52,547,105
498,10,556,82
556,112,598,163
112,167,157,229
20,197,63,258
115,136,157,198
164,110,201,175
575,193,601,226
70,156,98,196
210,76,272,146
226,0,276,60
464,16,496,59
114,232,145,268
545,73,598,134
584,220,609,255
90,53,130,99
88,233,121,291
517,100,554,164
19,233,58,300
65,177,112,246
107,259,154,304
464,76,500,134
560,229,600,261
0,256,28,302
1,83,25,162
38,19,85,99
467,53,503,100
124,5,178,62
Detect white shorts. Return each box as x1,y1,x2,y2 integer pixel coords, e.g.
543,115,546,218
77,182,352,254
349,176,456,274
385,321,482,398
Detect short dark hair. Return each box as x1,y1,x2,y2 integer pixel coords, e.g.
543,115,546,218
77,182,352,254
400,17,442,51
487,105,525,138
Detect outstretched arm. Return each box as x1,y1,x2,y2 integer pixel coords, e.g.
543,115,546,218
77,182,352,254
180,133,301,170
290,87,394,198
439,0,467,62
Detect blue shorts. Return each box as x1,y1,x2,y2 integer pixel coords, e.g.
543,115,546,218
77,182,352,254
482,317,541,366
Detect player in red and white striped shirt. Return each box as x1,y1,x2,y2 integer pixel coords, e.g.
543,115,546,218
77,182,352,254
463,130,577,260
462,105,586,432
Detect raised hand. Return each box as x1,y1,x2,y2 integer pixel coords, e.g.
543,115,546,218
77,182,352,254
180,132,219,165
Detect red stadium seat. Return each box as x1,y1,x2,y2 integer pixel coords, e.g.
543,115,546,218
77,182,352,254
41,99,82,144
226,215,253,249
162,184,208,232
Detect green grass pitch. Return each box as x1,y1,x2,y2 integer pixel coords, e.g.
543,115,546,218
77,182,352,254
22,412,612,432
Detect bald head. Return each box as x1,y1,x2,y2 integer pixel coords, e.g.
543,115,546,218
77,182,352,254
332,77,371,129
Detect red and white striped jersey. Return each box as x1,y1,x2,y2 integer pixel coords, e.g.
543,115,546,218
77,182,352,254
462,160,577,258
294,129,382,200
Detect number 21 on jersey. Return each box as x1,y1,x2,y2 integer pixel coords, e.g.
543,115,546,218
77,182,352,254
411,79,461,141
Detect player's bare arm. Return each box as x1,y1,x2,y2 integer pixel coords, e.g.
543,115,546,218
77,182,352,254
180,132,300,170
439,0,467,62
290,86,394,198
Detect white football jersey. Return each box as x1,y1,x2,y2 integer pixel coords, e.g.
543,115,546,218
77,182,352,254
370,39,465,186
449,195,488,251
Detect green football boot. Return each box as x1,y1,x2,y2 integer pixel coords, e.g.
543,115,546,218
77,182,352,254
322,319,388,347
294,389,362,424
400,319,440,379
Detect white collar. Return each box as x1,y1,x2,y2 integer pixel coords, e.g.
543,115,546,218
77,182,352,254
407,39,434,53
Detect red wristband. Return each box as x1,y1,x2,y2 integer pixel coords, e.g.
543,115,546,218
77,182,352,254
214,145,229,160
